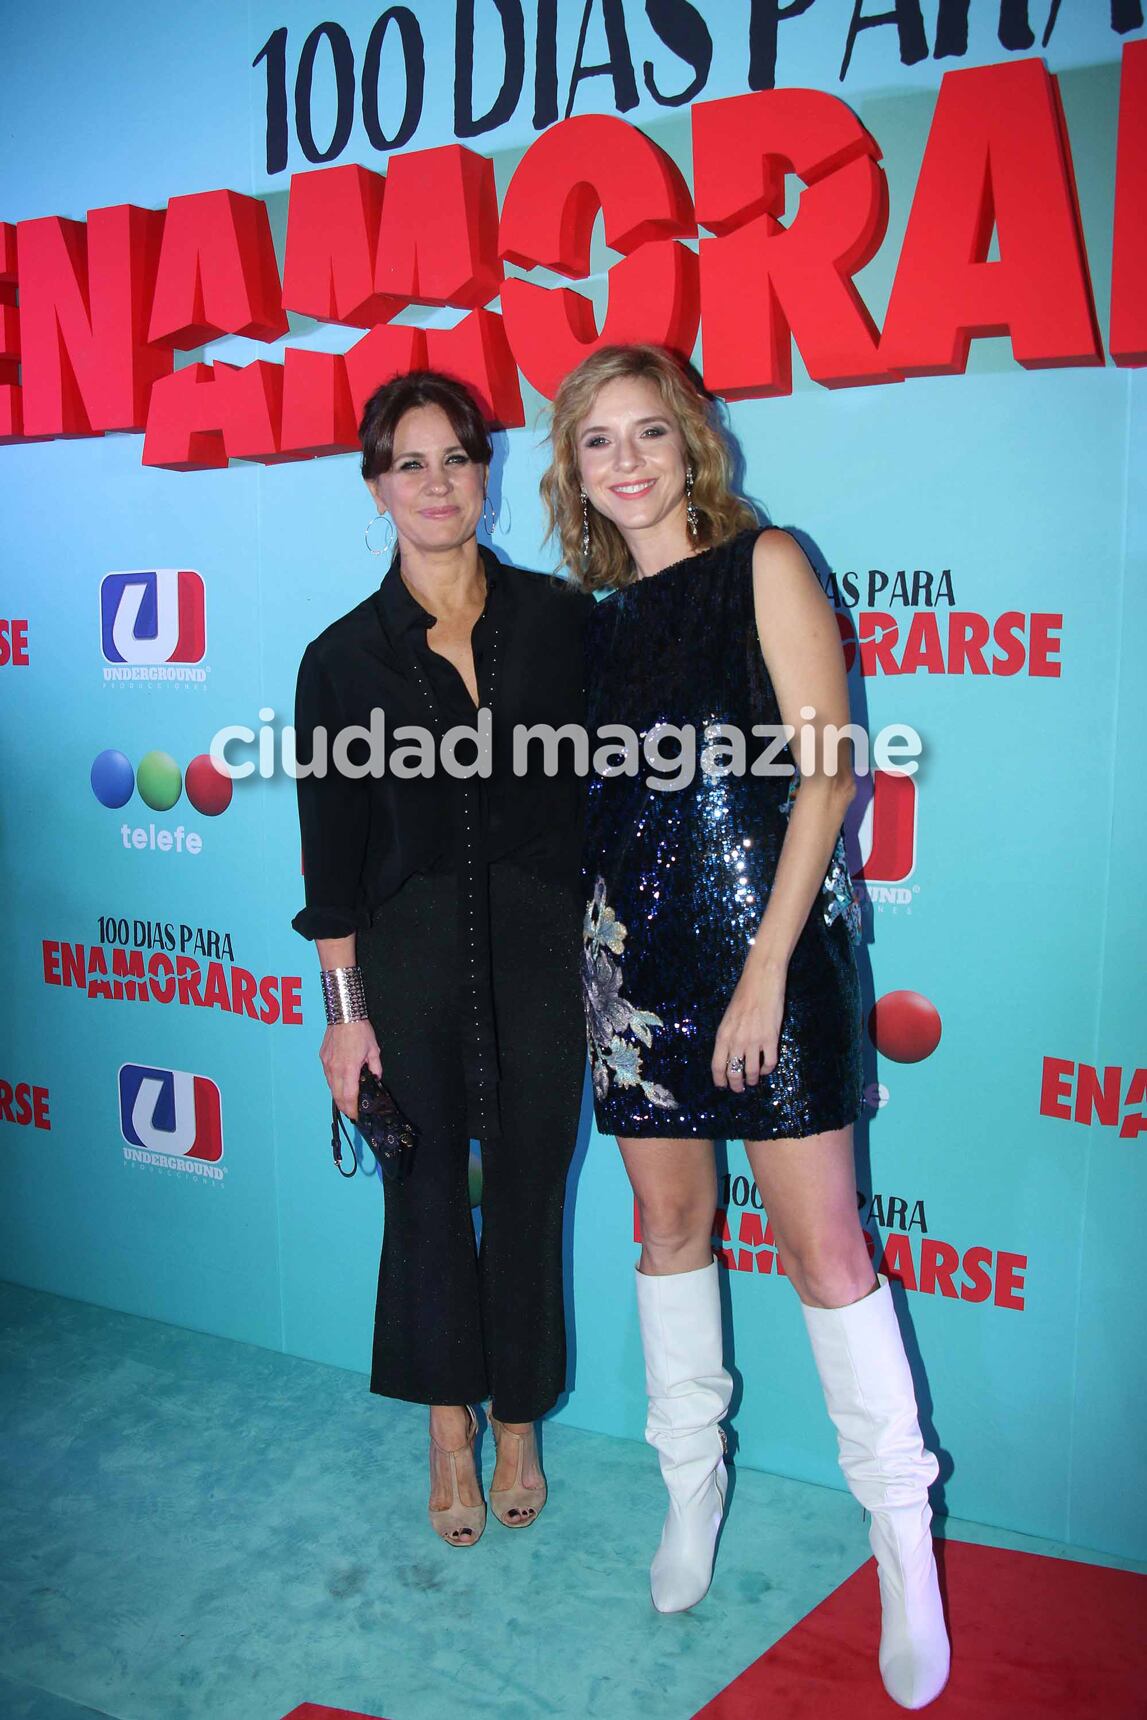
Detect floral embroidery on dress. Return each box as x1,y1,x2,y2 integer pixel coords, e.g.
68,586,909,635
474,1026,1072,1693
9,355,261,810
781,774,863,946
582,878,679,1109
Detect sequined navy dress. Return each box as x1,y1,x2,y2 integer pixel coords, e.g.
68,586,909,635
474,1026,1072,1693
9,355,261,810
582,527,864,1140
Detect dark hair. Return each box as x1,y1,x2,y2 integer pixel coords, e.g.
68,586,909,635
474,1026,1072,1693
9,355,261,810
358,370,493,481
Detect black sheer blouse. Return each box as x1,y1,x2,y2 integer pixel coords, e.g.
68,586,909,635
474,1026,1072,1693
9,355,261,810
292,547,594,1135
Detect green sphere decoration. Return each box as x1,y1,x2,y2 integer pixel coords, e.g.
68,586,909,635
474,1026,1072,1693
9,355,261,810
136,750,182,812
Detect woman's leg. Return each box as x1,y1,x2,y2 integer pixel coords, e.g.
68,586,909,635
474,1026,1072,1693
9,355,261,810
478,1042,580,1519
358,886,488,1529
619,1136,719,1276
746,1126,949,1709
480,870,586,1430
475,870,586,1524
619,1135,732,1612
370,1119,488,1409
476,1045,584,1427
360,887,490,1412
742,1124,873,1307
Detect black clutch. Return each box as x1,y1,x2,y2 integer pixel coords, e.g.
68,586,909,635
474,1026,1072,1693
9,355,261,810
331,1066,417,1182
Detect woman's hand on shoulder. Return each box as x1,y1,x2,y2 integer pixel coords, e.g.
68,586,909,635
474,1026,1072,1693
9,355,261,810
321,1019,383,1119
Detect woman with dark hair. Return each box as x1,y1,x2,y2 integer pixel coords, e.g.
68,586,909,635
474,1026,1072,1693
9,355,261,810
541,345,949,1710
293,371,593,1547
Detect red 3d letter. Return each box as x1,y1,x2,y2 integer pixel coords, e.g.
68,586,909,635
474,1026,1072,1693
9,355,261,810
693,89,894,397
374,145,502,308
498,115,698,399
282,164,396,327
148,191,288,348
1111,41,1147,367
326,311,526,440
881,61,1101,375
424,310,524,427
142,361,286,470
342,323,428,425
0,224,20,441
279,348,361,459
17,204,170,437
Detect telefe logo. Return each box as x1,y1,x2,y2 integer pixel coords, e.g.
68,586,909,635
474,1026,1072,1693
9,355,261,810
91,749,232,814
91,748,233,855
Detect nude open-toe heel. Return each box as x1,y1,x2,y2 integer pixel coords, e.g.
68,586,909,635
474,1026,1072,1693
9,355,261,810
428,1405,486,1548
488,1413,547,1529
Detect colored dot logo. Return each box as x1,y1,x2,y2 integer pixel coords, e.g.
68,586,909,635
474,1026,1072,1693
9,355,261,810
90,748,233,816
868,990,942,1063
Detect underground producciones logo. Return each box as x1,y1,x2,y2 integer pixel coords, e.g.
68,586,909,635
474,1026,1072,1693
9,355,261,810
100,570,207,682
849,766,918,913
118,1063,224,1178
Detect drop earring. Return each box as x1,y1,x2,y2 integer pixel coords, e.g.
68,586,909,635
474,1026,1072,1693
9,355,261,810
685,466,698,540
365,512,397,558
580,489,590,563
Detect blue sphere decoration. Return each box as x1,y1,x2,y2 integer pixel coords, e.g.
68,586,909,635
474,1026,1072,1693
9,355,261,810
90,748,135,809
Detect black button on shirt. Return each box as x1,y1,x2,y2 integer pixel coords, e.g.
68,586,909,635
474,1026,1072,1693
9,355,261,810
292,546,595,1135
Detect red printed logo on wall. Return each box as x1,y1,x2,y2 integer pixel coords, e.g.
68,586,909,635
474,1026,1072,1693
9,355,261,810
855,770,917,883
832,590,1062,678
826,563,1065,679
0,618,29,665
100,570,206,680
0,1078,50,1130
849,768,919,913
661,1180,1028,1309
43,918,303,1026
1039,1057,1147,1140
118,1062,224,1178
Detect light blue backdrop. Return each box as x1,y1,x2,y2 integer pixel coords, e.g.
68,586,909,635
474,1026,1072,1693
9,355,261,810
1,3,1143,1563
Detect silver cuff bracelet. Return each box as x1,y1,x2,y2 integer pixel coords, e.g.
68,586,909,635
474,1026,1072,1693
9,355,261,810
321,964,369,1026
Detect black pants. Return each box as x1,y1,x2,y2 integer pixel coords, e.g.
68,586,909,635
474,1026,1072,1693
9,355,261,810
358,864,586,1422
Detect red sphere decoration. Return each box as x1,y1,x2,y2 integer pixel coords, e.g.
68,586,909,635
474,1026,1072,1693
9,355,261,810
184,753,233,816
868,989,942,1063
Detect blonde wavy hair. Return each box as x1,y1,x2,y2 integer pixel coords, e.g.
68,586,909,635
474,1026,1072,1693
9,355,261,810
540,344,758,593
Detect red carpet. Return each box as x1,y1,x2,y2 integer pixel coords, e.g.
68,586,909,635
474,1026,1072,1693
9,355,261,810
282,1707,389,1719
692,1541,1147,1718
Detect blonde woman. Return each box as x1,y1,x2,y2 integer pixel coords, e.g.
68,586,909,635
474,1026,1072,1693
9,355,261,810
541,345,949,1710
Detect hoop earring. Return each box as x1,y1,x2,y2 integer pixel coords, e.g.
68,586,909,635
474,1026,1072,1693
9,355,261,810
580,489,590,563
482,493,496,535
685,466,698,540
365,512,396,558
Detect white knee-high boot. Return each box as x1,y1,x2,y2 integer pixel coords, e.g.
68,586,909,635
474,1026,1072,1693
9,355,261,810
635,1260,733,1613
802,1277,950,1711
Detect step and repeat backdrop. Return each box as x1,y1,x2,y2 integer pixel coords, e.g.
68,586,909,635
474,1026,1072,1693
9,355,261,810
1,4,1144,1560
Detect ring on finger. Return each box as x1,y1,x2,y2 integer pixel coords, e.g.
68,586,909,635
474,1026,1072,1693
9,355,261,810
726,1054,747,1076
